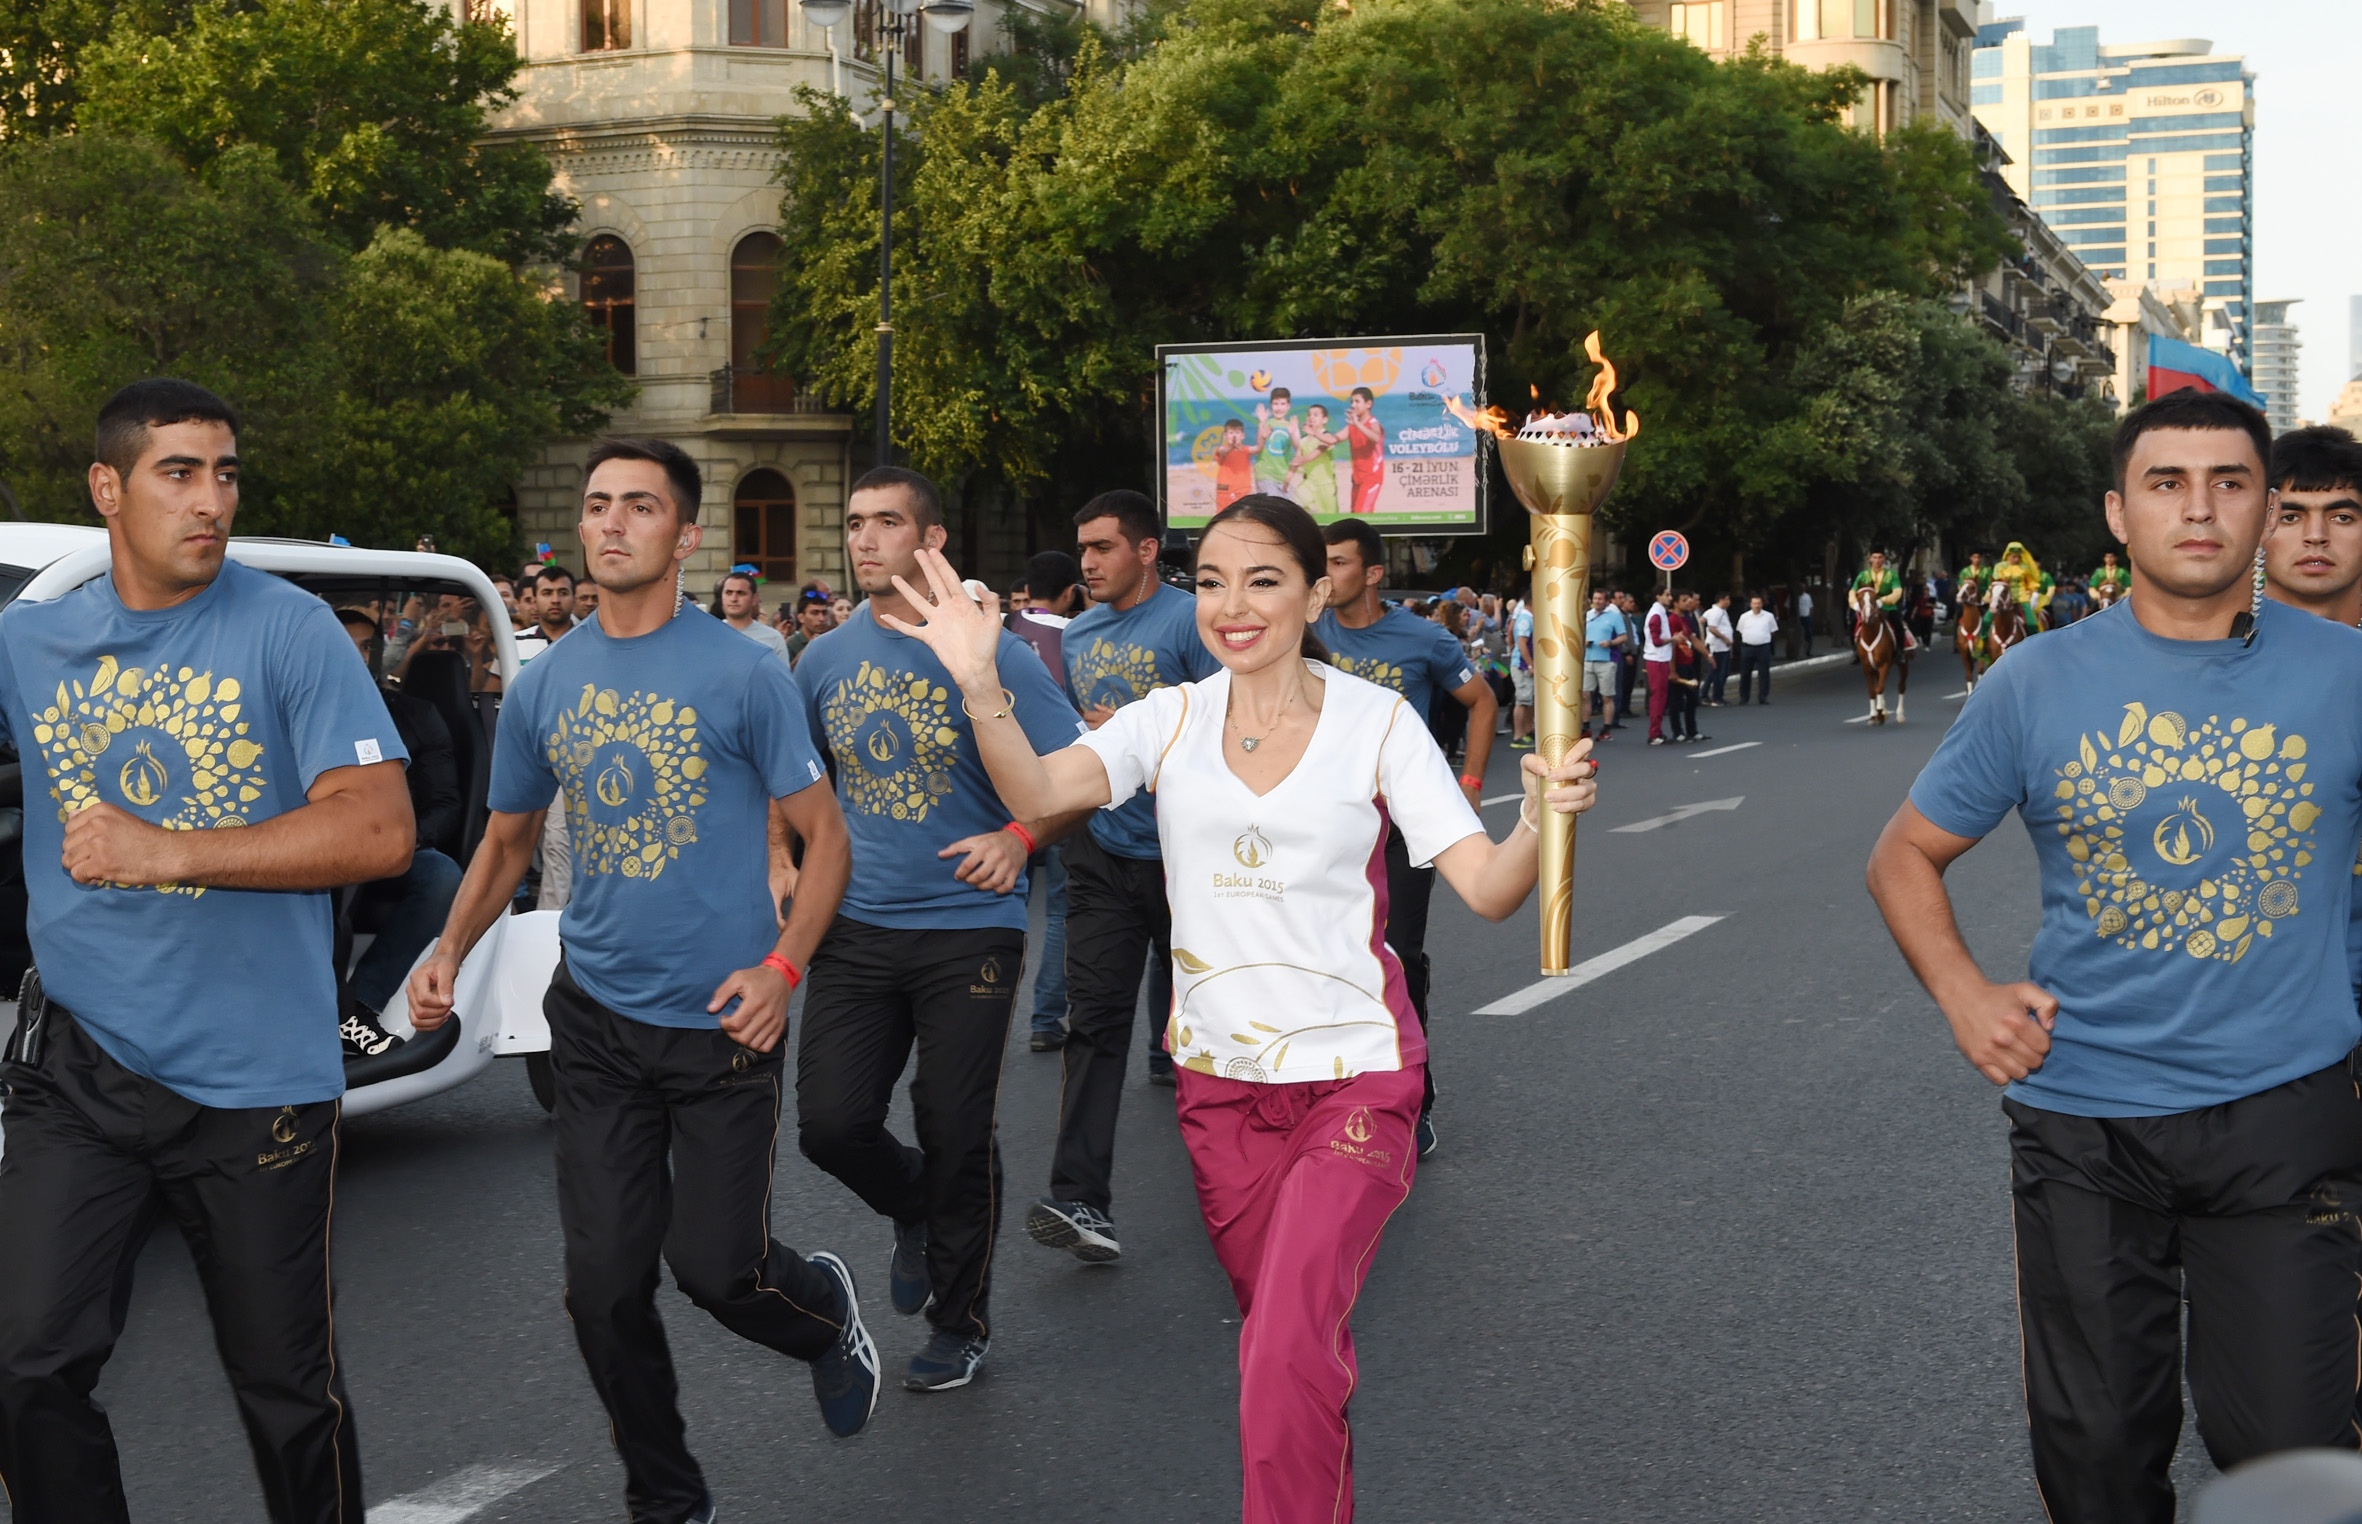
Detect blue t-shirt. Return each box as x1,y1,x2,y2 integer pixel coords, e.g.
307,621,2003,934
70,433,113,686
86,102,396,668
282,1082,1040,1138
1313,605,1476,723
489,605,829,1027
1062,584,1222,860
0,560,408,1107
793,605,1084,929
1584,606,1628,663
1908,601,2362,1116
1511,607,1534,673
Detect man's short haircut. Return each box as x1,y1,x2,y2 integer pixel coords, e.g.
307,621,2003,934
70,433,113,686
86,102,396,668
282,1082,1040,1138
1320,516,1385,572
1074,489,1160,547
333,606,376,634
2111,389,2272,495
95,378,240,478
2270,426,2362,496
534,563,575,590
1027,550,1082,601
584,436,703,525
848,465,943,529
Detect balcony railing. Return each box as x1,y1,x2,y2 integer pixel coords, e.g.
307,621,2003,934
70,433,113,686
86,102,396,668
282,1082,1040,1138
709,368,831,416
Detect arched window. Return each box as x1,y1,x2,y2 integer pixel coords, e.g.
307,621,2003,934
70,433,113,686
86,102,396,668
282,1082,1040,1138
582,235,635,375
733,469,797,586
730,232,794,411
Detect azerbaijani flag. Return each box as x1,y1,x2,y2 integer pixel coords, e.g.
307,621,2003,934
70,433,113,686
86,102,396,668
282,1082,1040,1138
2149,335,2265,408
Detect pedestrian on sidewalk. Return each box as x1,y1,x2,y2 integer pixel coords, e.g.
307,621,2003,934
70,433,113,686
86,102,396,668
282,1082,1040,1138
1866,392,2362,1524
1703,592,1735,705
1796,585,1815,657
1581,586,1625,741
873,494,1599,1524
1613,589,1640,726
1735,593,1776,704
408,438,880,1523
1642,586,1675,744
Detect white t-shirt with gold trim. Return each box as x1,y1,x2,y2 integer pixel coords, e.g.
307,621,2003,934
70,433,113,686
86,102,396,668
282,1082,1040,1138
1075,662,1484,1084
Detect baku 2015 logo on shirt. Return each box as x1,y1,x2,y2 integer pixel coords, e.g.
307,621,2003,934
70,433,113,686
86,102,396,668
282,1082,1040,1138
35,655,269,896
2052,703,2317,963
823,662,959,823
544,685,708,883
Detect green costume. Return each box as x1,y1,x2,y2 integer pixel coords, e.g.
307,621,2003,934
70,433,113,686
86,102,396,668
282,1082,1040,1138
2089,561,2129,593
1957,561,1990,593
1851,566,1903,606
1292,429,1341,515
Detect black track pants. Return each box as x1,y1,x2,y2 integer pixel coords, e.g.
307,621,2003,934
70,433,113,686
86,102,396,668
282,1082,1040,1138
1051,832,1172,1214
0,1009,359,1524
796,917,1021,1340
1381,823,1437,1115
2007,1056,2362,1524
546,961,844,1524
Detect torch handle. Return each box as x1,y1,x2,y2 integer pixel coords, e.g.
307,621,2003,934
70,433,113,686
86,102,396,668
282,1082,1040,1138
1527,512,1592,976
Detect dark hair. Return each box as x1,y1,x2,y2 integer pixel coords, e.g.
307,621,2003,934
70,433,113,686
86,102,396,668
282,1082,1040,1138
1223,417,1245,432
533,563,575,590
585,437,703,525
95,377,239,477
710,569,758,614
2271,425,2362,495
2111,389,2271,496
1270,387,1292,403
1074,489,1160,547
332,606,376,634
1349,386,1374,405
1201,493,1330,663
849,465,942,529
1320,515,1385,573
1026,549,1082,605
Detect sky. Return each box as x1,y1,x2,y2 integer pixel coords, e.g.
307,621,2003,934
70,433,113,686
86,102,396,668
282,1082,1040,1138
1994,0,2358,419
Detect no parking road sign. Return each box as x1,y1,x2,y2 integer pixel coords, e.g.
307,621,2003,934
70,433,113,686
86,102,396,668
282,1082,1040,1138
1648,531,1689,571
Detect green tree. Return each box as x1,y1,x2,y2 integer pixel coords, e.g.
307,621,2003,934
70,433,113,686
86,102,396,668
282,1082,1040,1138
79,0,574,264
769,0,2013,564
0,0,193,140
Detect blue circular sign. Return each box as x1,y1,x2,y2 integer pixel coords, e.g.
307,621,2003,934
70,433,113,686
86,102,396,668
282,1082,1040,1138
1648,531,1689,571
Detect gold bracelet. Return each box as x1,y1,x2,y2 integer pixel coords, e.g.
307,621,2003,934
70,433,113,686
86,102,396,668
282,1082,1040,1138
959,687,1016,723
1518,798,1541,835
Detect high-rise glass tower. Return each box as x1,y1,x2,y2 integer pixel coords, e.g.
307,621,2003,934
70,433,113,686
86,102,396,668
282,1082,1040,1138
1971,22,2254,376
2249,300,2300,434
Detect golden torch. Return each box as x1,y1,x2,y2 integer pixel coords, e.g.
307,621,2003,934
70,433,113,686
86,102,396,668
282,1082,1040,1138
1448,332,1638,975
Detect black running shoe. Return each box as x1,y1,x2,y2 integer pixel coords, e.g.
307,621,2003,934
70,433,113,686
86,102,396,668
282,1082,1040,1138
339,998,401,1058
806,1252,878,1438
1416,1112,1438,1158
889,1217,929,1316
687,1497,716,1524
1146,1051,1176,1087
903,1329,988,1392
1025,1198,1121,1263
1029,1028,1065,1052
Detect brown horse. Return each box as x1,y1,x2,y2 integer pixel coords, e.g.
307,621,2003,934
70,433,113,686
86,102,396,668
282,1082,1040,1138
1954,577,1988,693
2092,579,2123,611
1851,583,1908,724
1985,580,2029,666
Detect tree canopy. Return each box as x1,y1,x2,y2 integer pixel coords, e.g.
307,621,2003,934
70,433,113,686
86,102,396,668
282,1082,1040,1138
770,0,2036,580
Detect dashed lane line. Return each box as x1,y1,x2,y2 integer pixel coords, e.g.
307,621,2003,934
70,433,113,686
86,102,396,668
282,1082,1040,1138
1688,742,1761,758
369,1462,560,1524
1473,916,1728,1016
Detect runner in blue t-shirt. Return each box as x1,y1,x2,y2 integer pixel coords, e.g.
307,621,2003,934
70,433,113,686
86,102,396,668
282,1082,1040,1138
0,380,415,1518
410,440,880,1518
788,467,1085,1395
1025,491,1222,1263
1867,393,2362,1516
1581,587,1628,741
1316,517,1496,1157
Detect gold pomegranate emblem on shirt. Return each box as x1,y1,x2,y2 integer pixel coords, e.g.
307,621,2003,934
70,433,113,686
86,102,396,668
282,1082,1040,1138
2151,796,2214,868
1232,826,1272,869
595,756,635,808
118,740,167,808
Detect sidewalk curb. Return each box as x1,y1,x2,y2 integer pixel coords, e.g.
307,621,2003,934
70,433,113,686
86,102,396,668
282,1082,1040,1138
1768,651,1855,672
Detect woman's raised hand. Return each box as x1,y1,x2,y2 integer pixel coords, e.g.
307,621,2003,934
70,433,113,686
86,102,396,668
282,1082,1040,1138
877,547,1005,690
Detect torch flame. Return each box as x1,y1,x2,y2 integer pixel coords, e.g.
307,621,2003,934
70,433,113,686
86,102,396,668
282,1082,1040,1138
1583,330,1640,442
1444,394,1515,439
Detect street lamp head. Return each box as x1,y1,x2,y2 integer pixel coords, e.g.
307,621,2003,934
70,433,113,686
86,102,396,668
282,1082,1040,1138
920,0,973,33
801,0,851,29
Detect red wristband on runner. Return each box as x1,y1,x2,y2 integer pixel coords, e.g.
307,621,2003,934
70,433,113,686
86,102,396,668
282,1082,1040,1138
761,953,802,989
1458,774,1482,789
1003,820,1038,854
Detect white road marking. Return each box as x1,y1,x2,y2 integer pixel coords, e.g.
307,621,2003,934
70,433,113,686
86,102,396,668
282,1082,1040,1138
369,1462,560,1524
1609,797,1744,833
1482,793,1523,807
1474,916,1727,1015
1944,689,1969,699
1688,742,1760,758
1844,713,1873,724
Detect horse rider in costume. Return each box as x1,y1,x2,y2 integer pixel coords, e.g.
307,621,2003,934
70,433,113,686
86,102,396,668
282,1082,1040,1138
2088,550,2130,604
1990,541,2053,629
1956,550,1989,598
1851,550,1912,650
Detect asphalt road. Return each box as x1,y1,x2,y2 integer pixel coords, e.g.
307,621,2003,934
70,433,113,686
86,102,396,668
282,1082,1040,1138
9,654,2224,1521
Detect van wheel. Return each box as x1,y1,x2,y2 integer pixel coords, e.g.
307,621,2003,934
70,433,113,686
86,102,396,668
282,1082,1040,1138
525,1051,556,1113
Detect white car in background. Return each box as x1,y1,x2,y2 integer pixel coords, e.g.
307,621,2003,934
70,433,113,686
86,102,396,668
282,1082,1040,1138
0,524,562,1120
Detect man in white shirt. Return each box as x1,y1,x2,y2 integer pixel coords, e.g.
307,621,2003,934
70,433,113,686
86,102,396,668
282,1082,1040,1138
1735,594,1777,704
1795,586,1816,657
511,565,577,665
1702,592,1735,706
1641,587,1676,745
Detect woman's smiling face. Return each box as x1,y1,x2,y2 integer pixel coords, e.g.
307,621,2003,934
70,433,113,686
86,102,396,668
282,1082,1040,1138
1193,522,1330,675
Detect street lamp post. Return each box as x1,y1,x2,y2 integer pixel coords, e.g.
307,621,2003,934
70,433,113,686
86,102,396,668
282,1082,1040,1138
801,0,972,468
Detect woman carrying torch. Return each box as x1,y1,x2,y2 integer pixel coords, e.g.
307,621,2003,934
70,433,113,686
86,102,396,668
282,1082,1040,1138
877,494,1598,1523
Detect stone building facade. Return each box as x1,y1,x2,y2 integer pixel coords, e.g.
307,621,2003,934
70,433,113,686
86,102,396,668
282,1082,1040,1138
455,0,1075,596
1626,0,1980,135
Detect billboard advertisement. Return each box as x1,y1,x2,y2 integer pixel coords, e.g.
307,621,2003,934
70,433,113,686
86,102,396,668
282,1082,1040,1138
1156,335,1488,536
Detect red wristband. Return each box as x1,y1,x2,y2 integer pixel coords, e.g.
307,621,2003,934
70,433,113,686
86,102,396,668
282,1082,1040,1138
1458,773,1482,789
761,953,802,990
1003,820,1038,854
